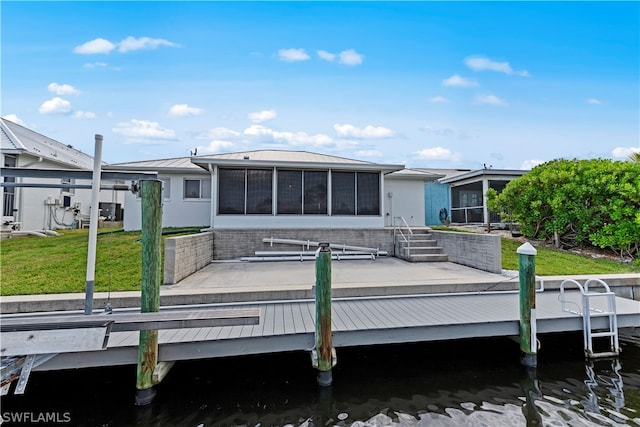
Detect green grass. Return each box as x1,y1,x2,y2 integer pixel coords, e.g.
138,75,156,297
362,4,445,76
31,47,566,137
0,228,200,296
500,238,639,275
1,228,637,296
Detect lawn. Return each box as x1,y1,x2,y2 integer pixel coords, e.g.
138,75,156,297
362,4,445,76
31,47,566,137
1,228,637,296
0,228,201,296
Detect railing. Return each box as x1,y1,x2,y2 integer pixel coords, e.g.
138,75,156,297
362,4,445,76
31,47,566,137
450,206,484,223
393,216,413,257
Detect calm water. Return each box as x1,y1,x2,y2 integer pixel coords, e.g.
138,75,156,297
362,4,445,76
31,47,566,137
2,332,639,426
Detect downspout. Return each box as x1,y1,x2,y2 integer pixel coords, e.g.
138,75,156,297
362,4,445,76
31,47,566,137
208,163,215,229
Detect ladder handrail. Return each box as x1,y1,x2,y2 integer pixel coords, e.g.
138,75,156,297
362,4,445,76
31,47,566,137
560,278,620,358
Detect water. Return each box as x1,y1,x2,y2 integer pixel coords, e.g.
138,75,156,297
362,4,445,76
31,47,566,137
2,332,639,426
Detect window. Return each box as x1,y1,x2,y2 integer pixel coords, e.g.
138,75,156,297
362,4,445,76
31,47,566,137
331,171,380,216
184,178,211,200
331,172,355,215
61,178,75,195
277,170,327,215
219,168,272,214
277,170,302,214
356,172,380,215
304,171,327,214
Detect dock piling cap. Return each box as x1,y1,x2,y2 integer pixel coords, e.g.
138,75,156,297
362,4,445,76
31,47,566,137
517,242,537,256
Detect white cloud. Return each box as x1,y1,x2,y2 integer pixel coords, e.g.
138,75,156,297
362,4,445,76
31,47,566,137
414,147,460,161
2,114,25,125
475,94,509,106
113,119,176,142
442,74,478,88
198,127,242,140
168,104,205,117
248,109,277,123
317,50,336,62
334,124,394,139
429,96,450,104
74,36,179,55
118,36,180,53
520,159,544,170
199,140,235,154
277,48,310,62
586,98,603,105
356,150,383,158
72,111,96,119
48,83,80,96
39,97,72,114
83,62,108,69
464,55,529,76
612,146,640,158
339,49,364,66
73,38,116,54
243,124,334,146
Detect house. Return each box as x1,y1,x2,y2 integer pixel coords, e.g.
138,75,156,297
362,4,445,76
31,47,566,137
0,118,121,232
423,168,528,226
105,157,211,231
111,150,434,231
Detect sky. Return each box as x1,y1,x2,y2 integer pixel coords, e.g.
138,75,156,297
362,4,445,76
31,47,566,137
1,1,639,170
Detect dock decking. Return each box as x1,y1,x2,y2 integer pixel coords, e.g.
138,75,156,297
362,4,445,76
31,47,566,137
31,290,640,372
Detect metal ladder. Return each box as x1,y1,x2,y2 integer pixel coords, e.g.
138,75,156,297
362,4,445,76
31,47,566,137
559,278,620,358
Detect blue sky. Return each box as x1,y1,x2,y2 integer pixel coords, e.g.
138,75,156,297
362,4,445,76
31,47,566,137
2,1,639,169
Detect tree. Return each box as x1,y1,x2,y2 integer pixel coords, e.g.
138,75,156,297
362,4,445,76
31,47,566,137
629,151,640,163
488,158,640,260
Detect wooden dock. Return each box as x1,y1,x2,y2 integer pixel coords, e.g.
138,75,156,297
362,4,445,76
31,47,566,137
17,289,639,372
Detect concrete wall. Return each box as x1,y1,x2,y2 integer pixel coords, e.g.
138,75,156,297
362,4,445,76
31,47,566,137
164,231,214,285
431,230,502,273
211,228,395,260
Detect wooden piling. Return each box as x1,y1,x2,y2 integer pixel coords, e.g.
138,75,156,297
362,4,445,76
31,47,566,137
314,242,334,386
517,242,538,367
135,180,162,405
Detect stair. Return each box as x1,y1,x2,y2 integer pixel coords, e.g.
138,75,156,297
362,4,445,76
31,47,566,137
394,228,448,262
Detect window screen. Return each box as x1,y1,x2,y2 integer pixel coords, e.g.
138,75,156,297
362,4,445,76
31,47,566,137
184,179,201,199
277,170,302,214
357,172,380,215
331,172,355,215
303,171,327,214
247,169,272,214
218,169,245,213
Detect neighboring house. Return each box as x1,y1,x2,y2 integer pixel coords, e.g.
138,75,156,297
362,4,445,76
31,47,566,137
0,118,120,231
423,168,528,225
105,157,211,231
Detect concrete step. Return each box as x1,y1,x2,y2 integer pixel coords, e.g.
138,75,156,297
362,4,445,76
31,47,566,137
399,239,438,247
408,254,449,262
404,246,445,255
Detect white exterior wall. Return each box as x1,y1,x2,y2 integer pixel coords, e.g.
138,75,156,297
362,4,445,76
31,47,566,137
383,178,426,227
6,155,118,231
123,174,211,231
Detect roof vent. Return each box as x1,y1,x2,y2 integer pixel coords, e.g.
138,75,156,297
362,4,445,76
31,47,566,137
243,155,250,160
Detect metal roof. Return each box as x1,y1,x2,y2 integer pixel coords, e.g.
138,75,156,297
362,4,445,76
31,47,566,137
439,168,528,184
0,117,95,169
106,157,202,172
385,168,445,180
192,149,404,172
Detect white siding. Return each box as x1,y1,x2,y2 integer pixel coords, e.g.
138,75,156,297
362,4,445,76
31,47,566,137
383,178,426,227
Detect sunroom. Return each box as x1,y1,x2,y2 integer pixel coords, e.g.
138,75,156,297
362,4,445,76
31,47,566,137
192,150,404,229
